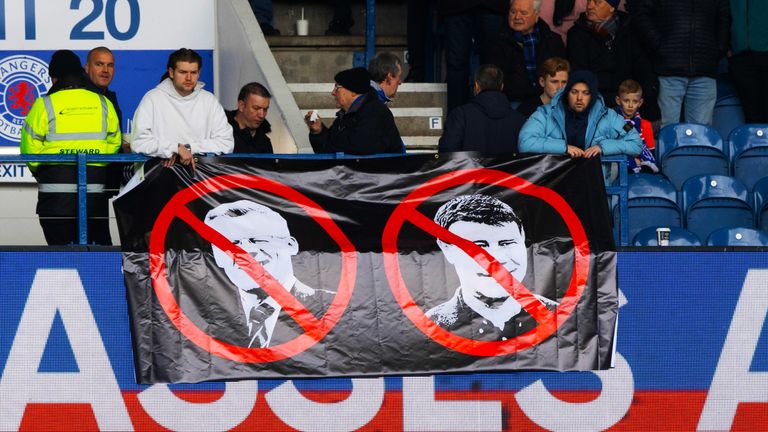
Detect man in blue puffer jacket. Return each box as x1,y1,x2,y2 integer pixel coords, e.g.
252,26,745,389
519,70,642,160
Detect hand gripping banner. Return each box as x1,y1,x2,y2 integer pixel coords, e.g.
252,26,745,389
115,153,618,383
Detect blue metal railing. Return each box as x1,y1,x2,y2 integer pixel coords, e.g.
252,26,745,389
365,0,376,67
353,1,377,68
1,154,628,246
603,156,629,246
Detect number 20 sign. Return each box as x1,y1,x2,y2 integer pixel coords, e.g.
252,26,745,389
0,1,213,49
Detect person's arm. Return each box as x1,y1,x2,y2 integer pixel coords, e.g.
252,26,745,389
312,102,402,155
488,38,539,101
438,107,466,152
716,0,731,56
566,27,591,72
188,97,234,154
593,110,643,156
104,98,121,154
20,98,47,156
130,95,176,158
307,121,330,154
632,0,662,51
519,107,568,154
641,119,655,150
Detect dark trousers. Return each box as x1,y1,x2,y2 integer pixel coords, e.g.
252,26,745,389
331,0,353,26
248,0,273,25
407,1,430,81
39,217,112,246
730,51,768,123
443,9,503,113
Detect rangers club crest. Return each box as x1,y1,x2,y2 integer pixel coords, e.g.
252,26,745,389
0,55,51,143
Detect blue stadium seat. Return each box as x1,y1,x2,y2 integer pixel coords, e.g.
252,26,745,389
752,176,768,233
681,175,753,241
706,227,768,246
633,226,702,246
713,77,746,141
614,173,682,242
728,124,768,190
657,123,729,190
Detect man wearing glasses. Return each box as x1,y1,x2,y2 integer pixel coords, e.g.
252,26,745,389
304,67,403,155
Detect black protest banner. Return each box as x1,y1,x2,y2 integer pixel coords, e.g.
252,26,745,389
115,153,617,383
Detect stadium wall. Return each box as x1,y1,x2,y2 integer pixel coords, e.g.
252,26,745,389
0,251,765,431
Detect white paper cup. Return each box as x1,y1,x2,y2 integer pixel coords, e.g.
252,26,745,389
656,227,671,246
296,19,309,36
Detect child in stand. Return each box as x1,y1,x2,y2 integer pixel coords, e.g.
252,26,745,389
616,80,658,173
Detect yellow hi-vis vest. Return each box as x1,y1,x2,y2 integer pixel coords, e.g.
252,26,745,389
20,88,121,172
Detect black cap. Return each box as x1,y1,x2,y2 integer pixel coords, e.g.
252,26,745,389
48,50,83,80
334,67,372,95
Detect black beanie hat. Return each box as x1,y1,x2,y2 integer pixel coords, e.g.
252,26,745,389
334,67,372,95
48,50,83,79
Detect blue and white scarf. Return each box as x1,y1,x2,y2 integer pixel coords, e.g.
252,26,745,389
617,108,659,173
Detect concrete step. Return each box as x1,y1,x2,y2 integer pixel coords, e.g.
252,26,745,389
306,107,443,137
271,0,407,37
291,82,446,136
289,83,446,109
289,82,445,153
269,35,407,82
403,136,439,153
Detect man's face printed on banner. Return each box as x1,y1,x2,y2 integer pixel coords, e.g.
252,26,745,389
439,219,527,300
206,201,299,292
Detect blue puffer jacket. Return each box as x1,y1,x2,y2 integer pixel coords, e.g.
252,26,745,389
519,88,642,156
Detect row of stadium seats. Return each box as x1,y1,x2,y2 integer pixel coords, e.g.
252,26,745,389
657,123,768,190
614,173,768,245
633,226,768,246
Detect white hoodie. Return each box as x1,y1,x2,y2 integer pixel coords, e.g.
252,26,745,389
130,78,234,158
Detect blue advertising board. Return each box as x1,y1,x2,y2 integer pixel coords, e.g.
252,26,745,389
1,251,766,431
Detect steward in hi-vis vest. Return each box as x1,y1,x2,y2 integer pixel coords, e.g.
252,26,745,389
20,50,121,246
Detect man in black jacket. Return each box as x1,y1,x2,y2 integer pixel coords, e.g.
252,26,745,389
439,64,525,153
633,0,730,127
85,46,131,194
227,82,273,153
566,0,659,120
488,0,566,104
305,67,403,155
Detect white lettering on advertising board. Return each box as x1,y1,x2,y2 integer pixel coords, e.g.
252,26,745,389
1,271,766,430
0,269,132,431
698,269,768,431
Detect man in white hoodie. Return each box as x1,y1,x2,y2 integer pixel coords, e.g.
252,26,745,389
131,48,234,170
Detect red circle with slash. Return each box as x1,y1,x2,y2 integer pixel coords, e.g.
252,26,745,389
382,168,590,356
149,174,357,363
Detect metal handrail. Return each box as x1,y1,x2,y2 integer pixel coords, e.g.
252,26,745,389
603,156,629,246
1,154,629,246
365,0,376,67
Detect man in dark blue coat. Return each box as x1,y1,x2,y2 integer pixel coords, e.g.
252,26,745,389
439,64,525,154
305,67,403,155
